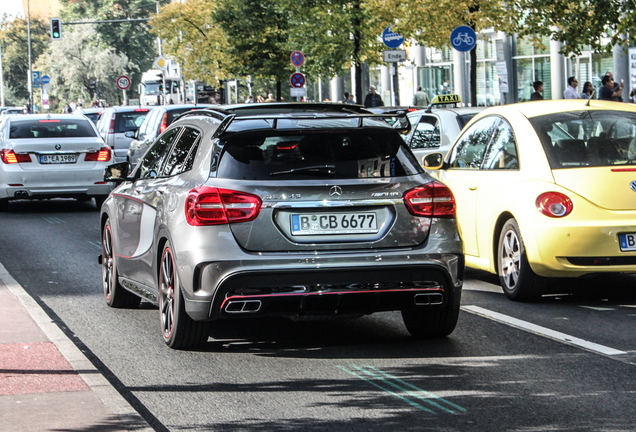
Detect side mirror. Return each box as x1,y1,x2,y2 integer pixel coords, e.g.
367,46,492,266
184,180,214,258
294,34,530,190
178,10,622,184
104,162,131,183
124,131,136,139
422,153,445,170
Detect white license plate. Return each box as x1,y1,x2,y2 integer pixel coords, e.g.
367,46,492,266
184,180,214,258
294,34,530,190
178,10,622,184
619,233,636,251
291,212,378,235
40,154,77,164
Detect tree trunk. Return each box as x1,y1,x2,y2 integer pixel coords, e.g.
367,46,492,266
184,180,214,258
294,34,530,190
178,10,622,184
276,81,281,101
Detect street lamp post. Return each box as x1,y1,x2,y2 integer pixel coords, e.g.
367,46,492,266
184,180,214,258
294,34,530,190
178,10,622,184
27,0,33,113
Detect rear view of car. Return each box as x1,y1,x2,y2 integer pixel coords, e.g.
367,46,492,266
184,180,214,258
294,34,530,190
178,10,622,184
100,109,464,349
0,114,113,210
95,107,149,163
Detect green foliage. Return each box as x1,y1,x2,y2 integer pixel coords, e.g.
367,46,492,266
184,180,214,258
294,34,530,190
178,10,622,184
0,16,49,104
59,0,165,90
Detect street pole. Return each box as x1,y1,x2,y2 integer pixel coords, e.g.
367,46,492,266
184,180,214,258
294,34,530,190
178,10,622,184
27,0,33,113
393,62,400,106
156,1,165,105
0,39,5,107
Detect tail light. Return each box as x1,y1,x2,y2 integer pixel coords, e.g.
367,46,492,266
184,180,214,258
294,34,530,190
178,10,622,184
536,192,573,217
108,113,116,133
185,187,262,226
1,149,31,164
159,113,168,133
84,147,112,162
404,181,456,218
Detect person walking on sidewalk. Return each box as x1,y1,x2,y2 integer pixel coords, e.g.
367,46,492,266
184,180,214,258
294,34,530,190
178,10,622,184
364,85,384,107
413,86,430,106
563,77,580,99
530,81,544,101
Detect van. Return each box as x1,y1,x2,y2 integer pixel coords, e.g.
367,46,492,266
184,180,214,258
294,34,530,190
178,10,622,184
95,106,150,163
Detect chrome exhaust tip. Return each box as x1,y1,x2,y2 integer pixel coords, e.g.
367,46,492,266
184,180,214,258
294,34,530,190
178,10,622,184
414,293,444,306
14,190,29,198
225,300,262,313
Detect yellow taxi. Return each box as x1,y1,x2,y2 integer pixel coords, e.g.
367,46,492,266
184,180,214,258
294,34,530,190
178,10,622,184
424,100,636,301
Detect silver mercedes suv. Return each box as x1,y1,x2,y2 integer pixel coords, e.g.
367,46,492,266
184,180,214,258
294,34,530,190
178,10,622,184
99,106,464,349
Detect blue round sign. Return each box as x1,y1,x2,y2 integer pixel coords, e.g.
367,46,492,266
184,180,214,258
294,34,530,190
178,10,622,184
382,26,405,49
450,25,476,52
41,75,50,84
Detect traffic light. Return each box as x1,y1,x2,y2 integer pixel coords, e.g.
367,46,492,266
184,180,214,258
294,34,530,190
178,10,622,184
50,18,62,40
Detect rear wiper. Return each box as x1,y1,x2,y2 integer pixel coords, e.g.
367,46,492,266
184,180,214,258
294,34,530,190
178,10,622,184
270,165,336,176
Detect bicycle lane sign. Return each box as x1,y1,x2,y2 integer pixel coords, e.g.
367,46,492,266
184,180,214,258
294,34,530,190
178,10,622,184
450,25,476,52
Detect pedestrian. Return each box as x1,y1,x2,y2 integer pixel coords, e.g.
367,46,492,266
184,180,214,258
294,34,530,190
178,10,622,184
62,103,70,113
364,85,384,107
69,100,77,112
264,93,276,102
346,94,355,104
598,74,623,101
580,82,594,99
256,95,265,103
530,81,544,101
412,85,430,106
563,76,580,99
630,89,636,104
245,95,254,103
341,92,349,103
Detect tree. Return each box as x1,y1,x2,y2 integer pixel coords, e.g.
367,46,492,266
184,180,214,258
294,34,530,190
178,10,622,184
38,25,134,107
368,0,520,106
59,0,165,94
149,0,232,85
283,0,386,104
0,16,49,105
215,0,293,101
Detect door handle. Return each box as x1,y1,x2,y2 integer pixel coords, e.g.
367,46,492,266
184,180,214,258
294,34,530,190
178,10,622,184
468,184,477,191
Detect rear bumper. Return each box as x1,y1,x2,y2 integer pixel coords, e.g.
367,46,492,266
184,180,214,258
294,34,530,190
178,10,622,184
183,260,464,321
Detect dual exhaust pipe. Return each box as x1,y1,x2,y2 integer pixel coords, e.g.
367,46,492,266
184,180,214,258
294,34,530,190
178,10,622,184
14,190,28,198
225,299,262,314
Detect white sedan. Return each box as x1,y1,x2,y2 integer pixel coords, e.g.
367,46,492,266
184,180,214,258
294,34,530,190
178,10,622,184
0,114,114,210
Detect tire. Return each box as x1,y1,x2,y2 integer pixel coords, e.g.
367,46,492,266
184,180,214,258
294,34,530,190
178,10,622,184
401,303,460,339
159,243,210,349
94,195,108,210
497,218,546,301
102,219,141,308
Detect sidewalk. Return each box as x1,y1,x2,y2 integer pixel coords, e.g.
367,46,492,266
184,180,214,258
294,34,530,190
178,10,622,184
0,264,154,432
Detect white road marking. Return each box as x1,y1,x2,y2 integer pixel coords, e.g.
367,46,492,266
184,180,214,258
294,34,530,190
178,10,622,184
462,305,627,356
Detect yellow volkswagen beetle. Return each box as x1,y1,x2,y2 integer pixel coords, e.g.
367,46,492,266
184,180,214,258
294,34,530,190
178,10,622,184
424,100,636,301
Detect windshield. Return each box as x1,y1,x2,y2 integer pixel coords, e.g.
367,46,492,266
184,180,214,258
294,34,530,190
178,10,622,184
529,110,636,168
9,118,97,139
218,129,422,180
142,83,162,95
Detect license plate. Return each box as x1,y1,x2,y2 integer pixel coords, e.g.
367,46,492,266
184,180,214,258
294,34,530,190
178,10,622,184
291,212,378,235
619,233,636,251
40,154,77,164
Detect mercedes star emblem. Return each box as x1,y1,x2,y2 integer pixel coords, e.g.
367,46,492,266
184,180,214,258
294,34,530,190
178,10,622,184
329,186,342,198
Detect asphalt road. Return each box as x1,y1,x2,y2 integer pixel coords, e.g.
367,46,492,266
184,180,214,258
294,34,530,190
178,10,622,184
1,199,635,431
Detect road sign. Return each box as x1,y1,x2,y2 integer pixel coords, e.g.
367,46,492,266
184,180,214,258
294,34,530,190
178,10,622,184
450,25,476,52
290,51,305,67
382,26,404,49
153,55,167,70
290,88,307,97
116,75,131,90
383,50,407,62
41,75,50,85
32,71,41,88
290,72,306,88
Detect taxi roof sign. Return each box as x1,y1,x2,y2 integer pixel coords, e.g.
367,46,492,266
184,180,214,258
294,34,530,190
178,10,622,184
426,94,461,112
431,94,461,104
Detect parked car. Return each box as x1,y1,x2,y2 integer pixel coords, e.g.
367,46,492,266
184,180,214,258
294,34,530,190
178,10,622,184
0,114,113,210
404,95,484,167
99,107,464,349
94,106,150,163
424,99,636,301
74,107,104,125
127,104,215,166
0,107,25,119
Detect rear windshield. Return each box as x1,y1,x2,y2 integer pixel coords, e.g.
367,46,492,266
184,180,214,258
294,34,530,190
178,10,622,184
529,110,636,168
115,111,149,133
217,129,423,180
9,118,97,139
166,108,195,124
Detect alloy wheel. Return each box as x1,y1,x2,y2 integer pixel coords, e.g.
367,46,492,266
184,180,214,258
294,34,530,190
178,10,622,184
160,248,176,338
500,229,521,289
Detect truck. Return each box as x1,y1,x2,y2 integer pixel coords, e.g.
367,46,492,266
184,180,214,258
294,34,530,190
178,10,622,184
138,69,180,106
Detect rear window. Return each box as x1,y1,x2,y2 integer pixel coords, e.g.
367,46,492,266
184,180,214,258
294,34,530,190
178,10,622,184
9,119,97,139
529,110,636,168
456,113,479,130
217,129,422,180
166,108,195,124
115,111,149,133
